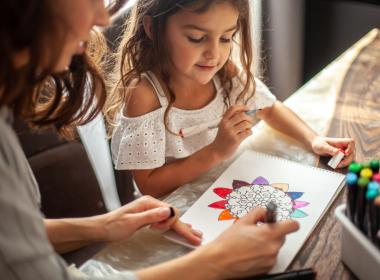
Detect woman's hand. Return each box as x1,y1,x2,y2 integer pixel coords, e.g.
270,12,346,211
311,136,355,168
100,195,202,245
196,208,299,279
210,105,254,161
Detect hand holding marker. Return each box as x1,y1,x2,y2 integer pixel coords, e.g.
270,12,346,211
179,108,259,138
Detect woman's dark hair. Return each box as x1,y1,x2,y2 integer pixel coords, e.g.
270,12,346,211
0,0,126,138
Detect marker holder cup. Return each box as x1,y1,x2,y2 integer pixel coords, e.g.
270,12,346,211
335,204,380,280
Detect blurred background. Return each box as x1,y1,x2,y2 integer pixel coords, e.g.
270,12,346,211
110,0,380,100
257,0,380,100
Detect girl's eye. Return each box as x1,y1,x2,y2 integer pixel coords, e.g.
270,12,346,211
220,37,232,43
187,36,205,43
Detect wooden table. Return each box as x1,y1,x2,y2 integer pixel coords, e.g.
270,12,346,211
80,29,380,279
288,29,380,279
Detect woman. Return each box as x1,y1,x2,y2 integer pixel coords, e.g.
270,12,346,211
0,0,299,279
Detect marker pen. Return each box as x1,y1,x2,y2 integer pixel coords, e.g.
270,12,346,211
348,162,362,175
372,173,380,184
370,159,380,173
179,108,259,138
355,176,369,231
365,189,378,242
346,172,358,222
360,168,373,180
327,149,345,169
266,201,277,223
246,268,316,280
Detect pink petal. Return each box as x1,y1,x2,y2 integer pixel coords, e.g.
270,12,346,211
208,200,228,209
213,187,233,199
292,201,310,209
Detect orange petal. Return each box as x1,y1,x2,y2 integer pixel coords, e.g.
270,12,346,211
271,183,289,192
218,209,236,221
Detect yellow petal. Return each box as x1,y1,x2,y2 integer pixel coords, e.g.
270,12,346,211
271,183,289,192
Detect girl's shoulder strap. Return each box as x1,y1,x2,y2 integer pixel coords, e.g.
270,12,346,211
142,71,168,107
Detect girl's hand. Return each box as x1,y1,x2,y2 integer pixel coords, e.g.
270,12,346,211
100,196,202,245
311,136,355,168
210,105,254,161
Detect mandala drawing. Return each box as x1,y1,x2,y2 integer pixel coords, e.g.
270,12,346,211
208,176,310,221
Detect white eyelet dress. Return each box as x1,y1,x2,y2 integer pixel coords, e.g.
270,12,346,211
111,71,276,171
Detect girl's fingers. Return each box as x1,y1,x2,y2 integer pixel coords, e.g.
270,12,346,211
230,112,253,127
223,105,249,120
233,121,253,134
337,151,355,168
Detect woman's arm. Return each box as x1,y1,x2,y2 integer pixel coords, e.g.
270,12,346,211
45,196,202,253
44,217,103,253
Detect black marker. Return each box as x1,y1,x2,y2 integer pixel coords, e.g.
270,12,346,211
355,177,369,231
266,201,277,223
244,268,316,280
365,189,378,242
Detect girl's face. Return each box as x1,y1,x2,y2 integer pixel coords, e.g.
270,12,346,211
52,0,110,71
164,2,239,85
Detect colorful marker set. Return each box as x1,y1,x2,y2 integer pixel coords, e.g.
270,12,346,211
345,160,380,247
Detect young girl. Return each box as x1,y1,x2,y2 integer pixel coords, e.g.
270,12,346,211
106,0,355,197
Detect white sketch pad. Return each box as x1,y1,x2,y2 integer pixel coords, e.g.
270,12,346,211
164,150,345,273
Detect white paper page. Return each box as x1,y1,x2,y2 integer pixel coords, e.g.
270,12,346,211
165,150,345,273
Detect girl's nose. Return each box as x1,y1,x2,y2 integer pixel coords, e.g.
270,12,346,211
204,40,219,61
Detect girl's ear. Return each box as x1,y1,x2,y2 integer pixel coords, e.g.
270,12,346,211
143,15,153,40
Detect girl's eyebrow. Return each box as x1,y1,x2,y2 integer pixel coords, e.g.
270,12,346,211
183,24,237,33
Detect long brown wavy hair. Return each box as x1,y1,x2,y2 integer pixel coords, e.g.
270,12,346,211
0,0,127,138
105,0,255,134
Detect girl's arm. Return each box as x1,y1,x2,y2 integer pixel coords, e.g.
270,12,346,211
133,105,253,197
133,144,222,197
257,101,317,149
258,101,355,166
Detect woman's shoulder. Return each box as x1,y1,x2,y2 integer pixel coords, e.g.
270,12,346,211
124,76,163,118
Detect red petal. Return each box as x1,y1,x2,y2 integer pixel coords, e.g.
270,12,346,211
208,200,228,209
213,187,233,198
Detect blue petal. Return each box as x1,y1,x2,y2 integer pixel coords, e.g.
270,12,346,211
287,192,304,200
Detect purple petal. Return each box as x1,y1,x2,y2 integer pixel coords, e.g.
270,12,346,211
252,176,269,185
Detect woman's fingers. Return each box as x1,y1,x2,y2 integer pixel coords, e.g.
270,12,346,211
171,221,203,246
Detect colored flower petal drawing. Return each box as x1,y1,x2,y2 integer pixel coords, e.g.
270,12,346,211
209,176,310,221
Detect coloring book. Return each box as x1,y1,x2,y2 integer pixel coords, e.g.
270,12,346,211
165,150,345,273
